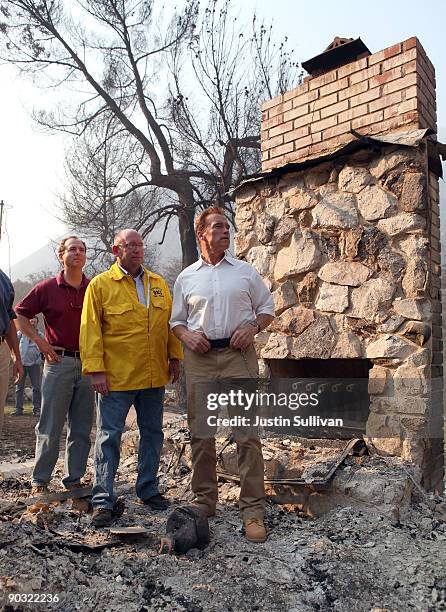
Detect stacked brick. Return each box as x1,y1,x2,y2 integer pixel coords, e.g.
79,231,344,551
261,37,437,172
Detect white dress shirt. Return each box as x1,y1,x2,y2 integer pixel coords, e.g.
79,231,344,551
170,252,274,339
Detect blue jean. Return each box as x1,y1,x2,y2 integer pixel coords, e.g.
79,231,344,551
15,363,42,413
32,356,94,487
92,387,165,509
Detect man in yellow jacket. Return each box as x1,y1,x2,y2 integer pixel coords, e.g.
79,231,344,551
80,229,183,527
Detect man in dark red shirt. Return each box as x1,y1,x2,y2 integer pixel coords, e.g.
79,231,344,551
15,236,94,494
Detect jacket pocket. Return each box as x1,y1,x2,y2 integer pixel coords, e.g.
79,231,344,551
103,303,136,334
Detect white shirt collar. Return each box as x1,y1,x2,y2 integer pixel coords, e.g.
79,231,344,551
192,251,235,270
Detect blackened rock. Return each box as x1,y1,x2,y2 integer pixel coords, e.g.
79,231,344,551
377,249,406,282
358,226,388,263
164,504,210,555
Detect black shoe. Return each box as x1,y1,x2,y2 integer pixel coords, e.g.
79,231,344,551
11,411,23,416
142,493,171,510
91,508,113,527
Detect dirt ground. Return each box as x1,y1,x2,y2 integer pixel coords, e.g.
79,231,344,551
1,408,446,612
0,406,44,462
0,399,75,461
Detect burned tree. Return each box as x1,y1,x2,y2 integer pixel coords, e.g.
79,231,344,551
1,0,299,267
60,114,160,274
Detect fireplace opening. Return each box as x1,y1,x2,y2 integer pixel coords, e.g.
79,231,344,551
266,358,372,379
262,358,372,442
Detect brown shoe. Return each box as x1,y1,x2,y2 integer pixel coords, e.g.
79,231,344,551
244,518,267,543
30,485,49,496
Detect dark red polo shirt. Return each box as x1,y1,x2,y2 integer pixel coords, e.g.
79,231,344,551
15,272,90,351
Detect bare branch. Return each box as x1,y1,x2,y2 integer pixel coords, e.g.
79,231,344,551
1,0,299,268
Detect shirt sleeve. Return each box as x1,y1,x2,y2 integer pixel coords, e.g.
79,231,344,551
15,285,42,320
7,283,16,321
249,268,274,316
169,275,188,329
79,281,106,374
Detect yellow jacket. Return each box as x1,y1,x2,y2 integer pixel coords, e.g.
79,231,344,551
80,262,183,391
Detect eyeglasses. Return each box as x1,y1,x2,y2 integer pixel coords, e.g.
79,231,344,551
118,242,144,251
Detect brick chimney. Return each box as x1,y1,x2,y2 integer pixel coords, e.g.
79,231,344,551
261,38,437,172
236,37,443,492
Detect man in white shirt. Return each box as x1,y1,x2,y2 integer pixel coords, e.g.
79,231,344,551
170,206,274,543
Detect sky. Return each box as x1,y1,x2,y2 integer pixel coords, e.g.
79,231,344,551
0,0,445,272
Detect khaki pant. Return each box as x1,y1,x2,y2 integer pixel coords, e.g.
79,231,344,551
0,342,10,438
184,345,265,520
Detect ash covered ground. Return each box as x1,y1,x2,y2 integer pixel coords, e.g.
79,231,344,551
0,407,445,612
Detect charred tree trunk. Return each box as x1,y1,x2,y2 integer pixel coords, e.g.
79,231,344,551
178,205,198,269
174,197,196,412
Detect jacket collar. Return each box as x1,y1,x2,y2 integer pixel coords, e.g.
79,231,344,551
118,263,145,279
110,261,155,281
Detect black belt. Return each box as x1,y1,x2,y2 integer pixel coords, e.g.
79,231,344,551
209,338,231,349
55,349,81,359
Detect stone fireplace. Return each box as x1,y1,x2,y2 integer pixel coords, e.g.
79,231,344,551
234,37,444,492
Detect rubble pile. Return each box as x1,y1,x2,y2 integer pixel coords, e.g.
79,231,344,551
1,416,446,611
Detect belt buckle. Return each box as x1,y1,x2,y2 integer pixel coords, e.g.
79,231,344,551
210,338,231,349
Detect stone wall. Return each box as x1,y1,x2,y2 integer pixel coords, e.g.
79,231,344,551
261,37,436,171
235,142,443,490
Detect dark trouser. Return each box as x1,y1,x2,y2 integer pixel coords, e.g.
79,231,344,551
0,342,10,438
92,387,165,509
15,363,42,414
